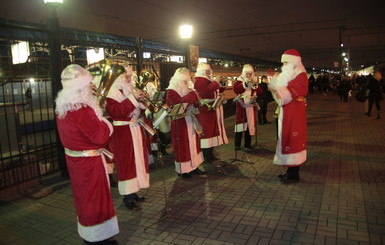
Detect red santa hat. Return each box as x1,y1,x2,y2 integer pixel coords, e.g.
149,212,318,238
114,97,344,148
61,64,92,90
281,49,302,65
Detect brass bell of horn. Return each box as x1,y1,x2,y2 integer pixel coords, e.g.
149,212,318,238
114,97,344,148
94,59,126,107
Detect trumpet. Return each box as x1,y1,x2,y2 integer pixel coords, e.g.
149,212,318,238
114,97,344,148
218,76,228,87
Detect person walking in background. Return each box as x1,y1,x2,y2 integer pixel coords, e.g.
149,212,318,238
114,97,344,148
257,75,271,125
25,86,33,112
366,68,384,119
55,64,119,245
268,49,308,183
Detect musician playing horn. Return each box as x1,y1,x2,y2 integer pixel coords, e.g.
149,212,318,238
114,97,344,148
55,64,119,244
166,67,205,178
194,63,228,163
105,65,149,210
233,64,263,150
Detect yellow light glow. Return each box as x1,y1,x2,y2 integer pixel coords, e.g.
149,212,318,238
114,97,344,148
179,25,193,39
44,0,63,3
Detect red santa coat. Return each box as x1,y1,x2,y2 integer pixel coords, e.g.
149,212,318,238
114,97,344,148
56,106,119,242
273,72,308,166
166,89,204,173
194,76,225,148
106,93,150,195
233,78,263,135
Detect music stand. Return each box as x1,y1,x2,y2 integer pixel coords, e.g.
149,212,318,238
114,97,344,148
227,95,255,165
166,103,200,204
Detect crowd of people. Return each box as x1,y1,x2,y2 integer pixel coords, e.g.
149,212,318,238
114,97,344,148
308,67,384,118
55,49,312,244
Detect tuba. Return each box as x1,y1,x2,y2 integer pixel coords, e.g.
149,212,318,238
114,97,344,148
88,59,126,107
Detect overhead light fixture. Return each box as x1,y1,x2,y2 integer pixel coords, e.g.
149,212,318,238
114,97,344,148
179,24,193,39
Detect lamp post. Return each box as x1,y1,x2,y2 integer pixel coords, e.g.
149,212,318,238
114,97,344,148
179,24,193,70
44,0,67,177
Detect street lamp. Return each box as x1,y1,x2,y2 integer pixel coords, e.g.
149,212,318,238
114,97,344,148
43,0,67,177
179,24,193,70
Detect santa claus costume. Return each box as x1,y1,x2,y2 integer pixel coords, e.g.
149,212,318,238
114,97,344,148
55,64,119,244
105,66,150,209
233,64,262,150
268,49,308,183
194,63,227,162
166,68,204,178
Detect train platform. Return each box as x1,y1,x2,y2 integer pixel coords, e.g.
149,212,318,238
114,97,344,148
1,92,385,245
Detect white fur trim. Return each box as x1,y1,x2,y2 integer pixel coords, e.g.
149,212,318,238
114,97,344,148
106,162,114,174
174,115,204,174
78,215,119,242
234,122,247,132
118,124,149,195
100,117,114,136
273,87,292,107
273,106,306,166
201,136,219,148
281,54,301,65
216,105,228,145
107,87,126,103
62,72,92,90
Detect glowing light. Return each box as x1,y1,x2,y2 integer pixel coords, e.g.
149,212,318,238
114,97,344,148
44,0,63,3
179,25,193,39
11,41,30,64
86,48,105,65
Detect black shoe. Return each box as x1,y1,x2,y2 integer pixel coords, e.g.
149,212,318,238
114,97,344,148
178,173,191,178
234,146,241,151
210,155,219,161
192,168,207,175
244,145,255,150
366,113,370,117
377,113,381,119
278,172,289,179
280,173,299,183
259,122,264,125
133,193,145,202
124,201,137,210
84,239,118,245
264,121,271,124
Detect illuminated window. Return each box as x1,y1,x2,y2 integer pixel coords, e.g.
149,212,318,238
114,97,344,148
86,48,105,65
11,41,30,64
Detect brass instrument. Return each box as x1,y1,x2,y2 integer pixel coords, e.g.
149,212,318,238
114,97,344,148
88,59,126,107
135,69,161,112
218,76,228,88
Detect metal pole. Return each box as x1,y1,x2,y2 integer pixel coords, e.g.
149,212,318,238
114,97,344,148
46,6,67,177
136,37,143,75
185,42,191,70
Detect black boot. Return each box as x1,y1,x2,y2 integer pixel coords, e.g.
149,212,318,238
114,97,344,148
280,167,299,183
123,194,137,210
109,174,117,188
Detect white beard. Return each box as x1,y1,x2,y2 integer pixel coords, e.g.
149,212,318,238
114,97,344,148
55,87,102,119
